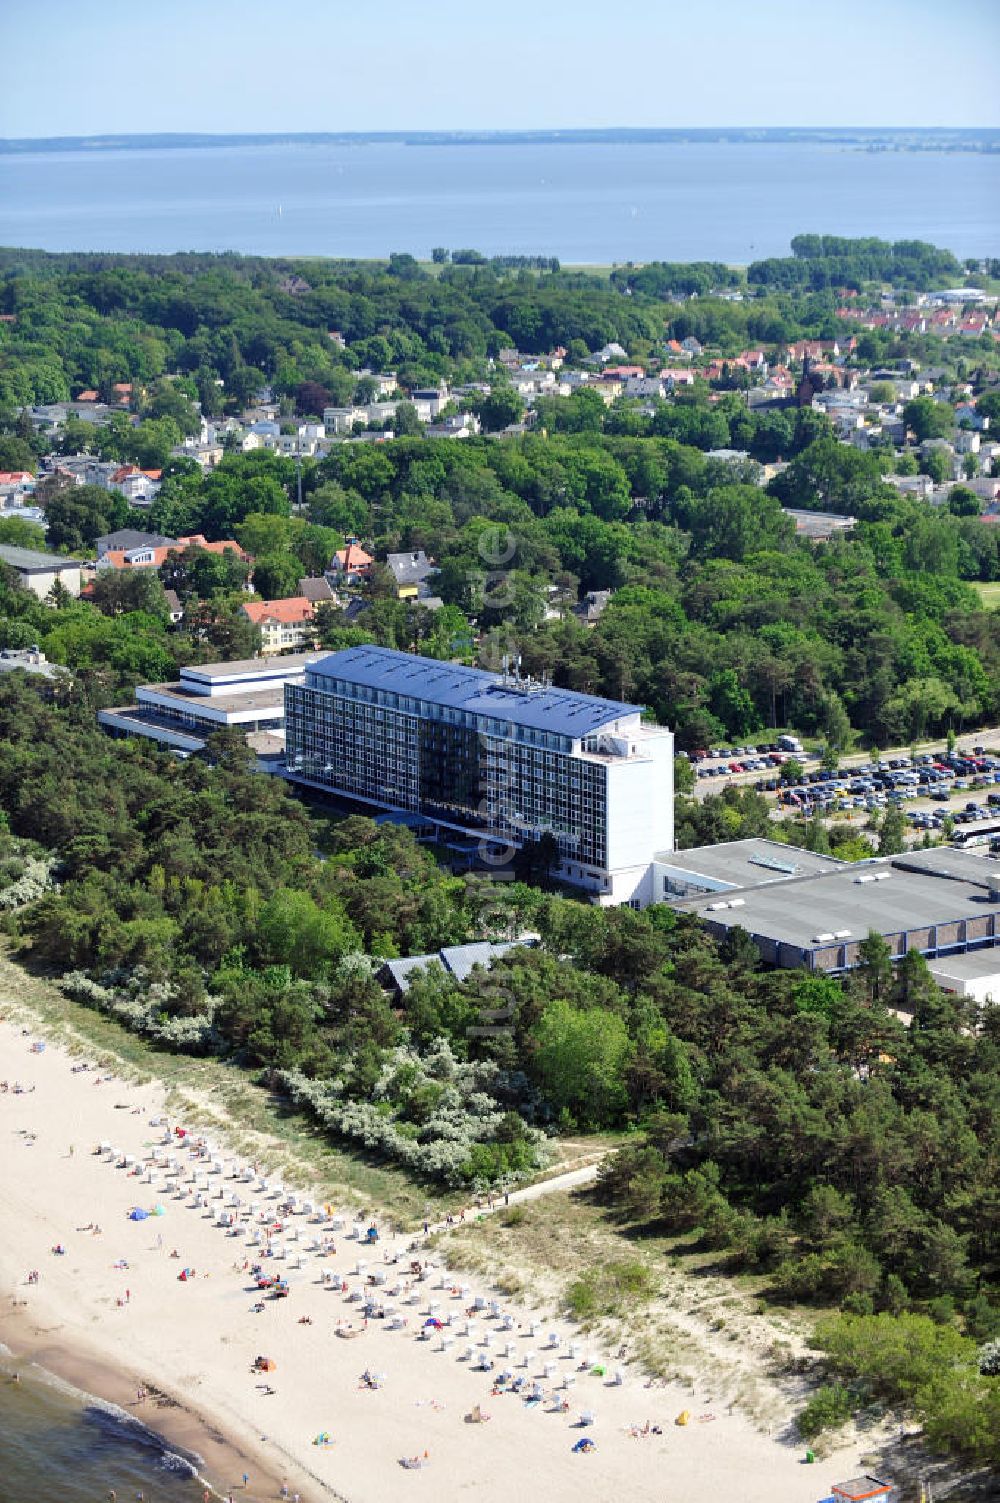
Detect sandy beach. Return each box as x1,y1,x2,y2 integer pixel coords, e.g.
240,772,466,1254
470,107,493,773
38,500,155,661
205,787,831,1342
0,1015,884,1503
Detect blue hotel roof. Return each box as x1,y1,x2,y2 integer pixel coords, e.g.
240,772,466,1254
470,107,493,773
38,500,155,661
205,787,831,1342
307,646,643,738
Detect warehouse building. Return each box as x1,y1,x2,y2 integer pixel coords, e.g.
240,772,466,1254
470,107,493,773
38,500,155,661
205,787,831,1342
664,844,1000,975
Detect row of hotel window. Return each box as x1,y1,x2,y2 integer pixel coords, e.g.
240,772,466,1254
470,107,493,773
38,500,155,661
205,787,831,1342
302,683,576,751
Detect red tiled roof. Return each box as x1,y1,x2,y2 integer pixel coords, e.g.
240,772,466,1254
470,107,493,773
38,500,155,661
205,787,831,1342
333,543,373,572
242,597,315,625
177,535,245,558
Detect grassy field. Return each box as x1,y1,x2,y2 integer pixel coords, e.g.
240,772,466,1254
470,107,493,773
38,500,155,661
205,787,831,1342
431,1186,818,1411
973,580,1000,609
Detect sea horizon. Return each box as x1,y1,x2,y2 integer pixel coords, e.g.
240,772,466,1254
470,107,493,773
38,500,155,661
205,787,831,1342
3,125,1000,153
1,134,997,262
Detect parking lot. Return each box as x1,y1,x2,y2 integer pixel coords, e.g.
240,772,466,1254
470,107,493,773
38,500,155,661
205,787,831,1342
684,738,1000,846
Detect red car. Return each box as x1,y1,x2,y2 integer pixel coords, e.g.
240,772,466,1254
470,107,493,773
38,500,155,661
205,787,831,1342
729,761,745,773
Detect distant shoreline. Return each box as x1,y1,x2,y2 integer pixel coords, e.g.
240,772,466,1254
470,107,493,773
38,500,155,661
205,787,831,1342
2,126,999,156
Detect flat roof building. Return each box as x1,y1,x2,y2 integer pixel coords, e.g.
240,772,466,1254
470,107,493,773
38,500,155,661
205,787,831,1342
664,845,1000,973
653,839,843,900
928,946,1000,1006
285,646,674,901
99,652,318,755
0,544,84,599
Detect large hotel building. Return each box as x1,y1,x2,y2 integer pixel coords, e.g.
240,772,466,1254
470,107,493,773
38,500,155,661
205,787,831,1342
285,646,674,903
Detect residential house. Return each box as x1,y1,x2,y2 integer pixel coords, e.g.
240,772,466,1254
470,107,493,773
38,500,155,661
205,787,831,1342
357,371,398,399
97,529,176,560
329,542,373,582
323,407,360,435
956,403,991,431
278,433,321,457
163,590,184,625
410,385,449,420
425,413,480,439
510,370,556,401
783,508,857,541
964,476,1000,504
573,589,612,625
173,439,224,469
44,455,120,490
0,471,35,504
298,576,337,606
888,474,936,500
380,939,536,997
385,549,439,601
97,533,246,571
108,465,162,504
624,376,666,400
241,597,317,655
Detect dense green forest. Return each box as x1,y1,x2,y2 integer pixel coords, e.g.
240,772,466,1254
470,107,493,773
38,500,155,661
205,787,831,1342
2,241,997,749
2,431,998,747
0,236,992,413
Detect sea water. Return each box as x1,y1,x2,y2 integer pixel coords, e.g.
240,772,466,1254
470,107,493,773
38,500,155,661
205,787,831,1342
0,138,997,260
0,1353,207,1503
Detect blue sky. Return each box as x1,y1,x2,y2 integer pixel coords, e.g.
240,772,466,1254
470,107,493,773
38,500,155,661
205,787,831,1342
3,0,998,138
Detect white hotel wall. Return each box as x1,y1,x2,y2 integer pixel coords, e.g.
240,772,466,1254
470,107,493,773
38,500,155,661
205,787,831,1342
598,726,674,905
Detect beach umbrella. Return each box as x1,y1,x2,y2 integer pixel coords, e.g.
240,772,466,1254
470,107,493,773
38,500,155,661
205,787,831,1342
129,1208,149,1221
152,1205,165,1216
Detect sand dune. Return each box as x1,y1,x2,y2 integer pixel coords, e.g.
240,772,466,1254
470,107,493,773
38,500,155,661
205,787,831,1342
0,1017,879,1502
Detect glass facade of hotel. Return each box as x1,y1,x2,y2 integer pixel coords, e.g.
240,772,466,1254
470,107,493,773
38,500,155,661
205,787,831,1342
285,671,608,864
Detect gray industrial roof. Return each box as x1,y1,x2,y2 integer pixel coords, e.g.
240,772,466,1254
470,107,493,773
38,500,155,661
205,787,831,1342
928,948,1000,984
308,646,643,738
671,854,1000,952
0,544,84,571
659,839,843,890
